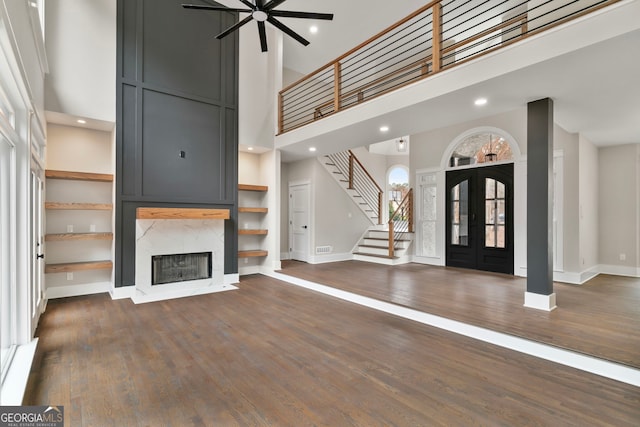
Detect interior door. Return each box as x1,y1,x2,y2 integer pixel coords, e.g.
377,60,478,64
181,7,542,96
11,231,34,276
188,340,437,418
446,164,513,274
289,183,310,262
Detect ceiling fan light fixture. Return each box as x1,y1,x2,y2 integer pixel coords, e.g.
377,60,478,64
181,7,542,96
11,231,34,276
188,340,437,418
252,10,268,22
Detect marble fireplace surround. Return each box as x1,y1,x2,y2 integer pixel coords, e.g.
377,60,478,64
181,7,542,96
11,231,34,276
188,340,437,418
134,207,237,304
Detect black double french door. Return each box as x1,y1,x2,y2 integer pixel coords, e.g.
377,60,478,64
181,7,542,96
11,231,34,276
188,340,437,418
445,164,514,274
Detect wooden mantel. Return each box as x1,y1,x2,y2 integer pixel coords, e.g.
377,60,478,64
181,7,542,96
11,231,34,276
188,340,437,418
136,208,230,220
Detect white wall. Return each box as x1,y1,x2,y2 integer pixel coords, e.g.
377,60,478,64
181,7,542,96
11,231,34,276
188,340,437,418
44,0,116,122
46,124,113,173
578,134,599,272
554,124,580,274
598,144,640,275
238,26,282,151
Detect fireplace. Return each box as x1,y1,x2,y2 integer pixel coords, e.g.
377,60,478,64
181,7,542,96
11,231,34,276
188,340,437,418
152,252,212,286
133,207,234,303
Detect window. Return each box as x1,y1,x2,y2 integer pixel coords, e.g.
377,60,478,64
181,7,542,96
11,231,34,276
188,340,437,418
449,132,513,168
0,133,15,383
451,180,469,246
387,166,409,218
485,178,506,248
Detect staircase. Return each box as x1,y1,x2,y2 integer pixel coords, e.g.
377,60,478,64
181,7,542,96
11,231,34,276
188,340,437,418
319,151,414,265
353,228,414,265
319,151,382,225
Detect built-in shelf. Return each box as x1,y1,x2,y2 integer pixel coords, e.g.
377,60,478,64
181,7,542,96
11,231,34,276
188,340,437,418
45,260,113,274
45,202,113,210
239,207,268,213
238,250,268,258
45,169,114,182
238,184,268,192
45,232,113,241
238,229,268,235
136,207,230,220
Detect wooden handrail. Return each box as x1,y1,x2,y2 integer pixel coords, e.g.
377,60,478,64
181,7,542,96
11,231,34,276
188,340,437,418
279,0,620,134
348,150,383,193
388,188,413,257
314,55,433,115
280,0,441,95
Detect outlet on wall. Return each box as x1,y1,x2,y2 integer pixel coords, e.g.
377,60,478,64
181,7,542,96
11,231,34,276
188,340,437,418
90,224,96,232
66,272,73,280
67,224,74,232
620,253,626,261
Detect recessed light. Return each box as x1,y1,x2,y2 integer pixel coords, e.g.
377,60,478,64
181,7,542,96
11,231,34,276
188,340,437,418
474,98,488,106
247,147,254,151
77,119,86,124
309,147,317,152
29,1,37,8
380,126,389,132
309,25,318,34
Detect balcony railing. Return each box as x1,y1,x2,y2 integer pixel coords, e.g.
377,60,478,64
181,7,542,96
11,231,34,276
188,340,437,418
278,0,618,134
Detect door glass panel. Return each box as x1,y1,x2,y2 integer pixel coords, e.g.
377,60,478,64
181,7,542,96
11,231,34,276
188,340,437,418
451,180,468,246
485,178,506,248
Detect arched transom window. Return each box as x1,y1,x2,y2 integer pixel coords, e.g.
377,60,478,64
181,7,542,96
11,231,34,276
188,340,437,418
449,132,513,168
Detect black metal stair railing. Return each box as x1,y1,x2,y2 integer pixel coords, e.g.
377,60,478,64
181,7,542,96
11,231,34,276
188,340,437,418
278,0,618,134
324,150,383,225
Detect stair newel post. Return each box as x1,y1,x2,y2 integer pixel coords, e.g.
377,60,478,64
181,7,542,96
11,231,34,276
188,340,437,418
378,191,383,225
409,188,414,233
388,225,395,257
348,152,354,189
277,91,284,134
432,1,443,73
334,62,342,114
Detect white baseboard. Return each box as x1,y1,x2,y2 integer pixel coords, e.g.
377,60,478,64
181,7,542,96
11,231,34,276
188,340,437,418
411,255,444,266
239,265,261,276
524,292,557,311
598,264,640,277
308,252,352,264
110,285,135,300
47,281,111,299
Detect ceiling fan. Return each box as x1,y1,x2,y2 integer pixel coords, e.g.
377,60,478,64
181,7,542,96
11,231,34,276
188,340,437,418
182,0,334,52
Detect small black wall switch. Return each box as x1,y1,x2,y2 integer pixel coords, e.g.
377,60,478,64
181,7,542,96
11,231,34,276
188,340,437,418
179,150,186,158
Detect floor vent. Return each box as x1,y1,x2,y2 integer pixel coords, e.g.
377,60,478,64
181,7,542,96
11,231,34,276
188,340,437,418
316,245,333,254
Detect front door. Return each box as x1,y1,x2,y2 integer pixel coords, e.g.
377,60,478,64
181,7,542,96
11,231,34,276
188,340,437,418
289,183,310,262
446,164,513,274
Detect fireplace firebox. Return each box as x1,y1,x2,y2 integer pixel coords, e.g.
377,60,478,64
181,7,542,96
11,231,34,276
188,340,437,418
151,252,212,286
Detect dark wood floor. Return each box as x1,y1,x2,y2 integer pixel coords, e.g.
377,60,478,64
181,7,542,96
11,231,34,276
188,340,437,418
279,260,640,369
25,274,640,426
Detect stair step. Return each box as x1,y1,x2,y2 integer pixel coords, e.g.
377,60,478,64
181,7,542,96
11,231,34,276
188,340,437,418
352,252,398,260
325,162,336,166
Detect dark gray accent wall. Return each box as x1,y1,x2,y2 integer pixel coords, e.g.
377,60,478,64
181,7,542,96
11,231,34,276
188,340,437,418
527,98,554,295
116,0,239,287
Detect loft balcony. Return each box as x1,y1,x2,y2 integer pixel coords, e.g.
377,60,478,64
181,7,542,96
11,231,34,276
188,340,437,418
275,0,640,157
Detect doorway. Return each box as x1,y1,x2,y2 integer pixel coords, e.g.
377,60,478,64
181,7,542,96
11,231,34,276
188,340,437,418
445,164,514,274
288,182,310,262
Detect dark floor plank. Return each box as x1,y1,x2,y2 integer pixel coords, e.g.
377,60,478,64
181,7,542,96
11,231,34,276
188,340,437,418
24,275,640,426
279,260,640,368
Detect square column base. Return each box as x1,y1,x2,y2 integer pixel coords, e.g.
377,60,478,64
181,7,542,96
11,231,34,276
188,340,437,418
524,291,557,311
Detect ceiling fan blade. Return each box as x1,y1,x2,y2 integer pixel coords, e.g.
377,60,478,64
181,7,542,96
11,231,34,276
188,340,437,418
267,16,309,46
270,10,334,20
182,4,251,13
216,15,254,39
257,21,268,52
238,0,257,9
255,0,264,8
263,0,287,11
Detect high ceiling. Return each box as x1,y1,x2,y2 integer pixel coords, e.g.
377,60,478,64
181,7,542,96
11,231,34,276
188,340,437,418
217,0,639,155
